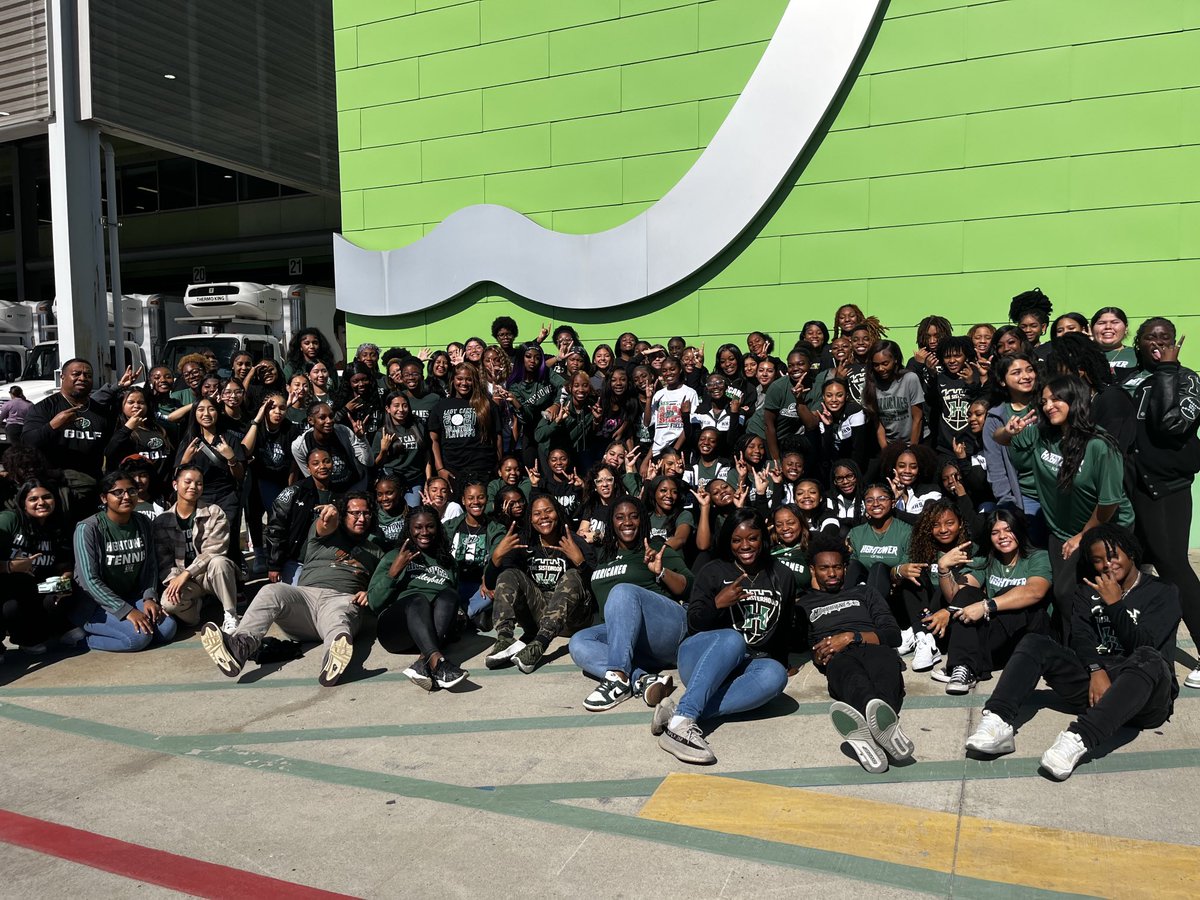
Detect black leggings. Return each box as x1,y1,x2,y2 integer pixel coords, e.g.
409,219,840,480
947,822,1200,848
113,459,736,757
985,635,1175,750
946,585,1048,676
1133,484,1200,647
375,589,458,658
823,643,905,714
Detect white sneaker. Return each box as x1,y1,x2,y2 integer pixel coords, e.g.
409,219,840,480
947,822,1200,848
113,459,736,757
221,611,241,635
965,710,1016,755
1184,666,1200,689
1041,730,1087,780
911,632,941,672
930,666,952,683
896,627,916,655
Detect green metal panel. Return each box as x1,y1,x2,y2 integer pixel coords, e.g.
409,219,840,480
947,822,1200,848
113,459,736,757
333,0,1199,397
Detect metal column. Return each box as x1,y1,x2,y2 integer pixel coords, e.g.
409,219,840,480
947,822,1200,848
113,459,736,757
46,0,108,379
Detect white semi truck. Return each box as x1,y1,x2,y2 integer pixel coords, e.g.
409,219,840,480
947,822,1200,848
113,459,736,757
0,300,35,385
159,282,341,375
13,294,189,404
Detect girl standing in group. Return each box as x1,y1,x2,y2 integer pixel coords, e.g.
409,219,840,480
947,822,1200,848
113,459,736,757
429,364,502,491
993,375,1134,616
373,391,429,505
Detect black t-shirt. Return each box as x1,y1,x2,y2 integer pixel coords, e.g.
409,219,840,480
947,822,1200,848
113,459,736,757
796,583,901,649
176,431,246,502
687,559,795,665
429,397,500,476
23,395,113,478
494,534,594,591
252,421,299,483
931,372,981,454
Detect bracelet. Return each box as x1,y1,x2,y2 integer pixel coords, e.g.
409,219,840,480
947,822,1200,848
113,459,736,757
986,598,999,615
656,569,666,583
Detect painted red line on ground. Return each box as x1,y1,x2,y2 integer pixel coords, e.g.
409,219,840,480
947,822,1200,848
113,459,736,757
0,809,358,899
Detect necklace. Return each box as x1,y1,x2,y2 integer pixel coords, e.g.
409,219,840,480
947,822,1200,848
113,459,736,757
1120,572,1141,602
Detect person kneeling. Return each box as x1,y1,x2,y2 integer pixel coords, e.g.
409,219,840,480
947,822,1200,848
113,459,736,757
655,509,795,766
200,494,383,686
965,525,1180,780
802,534,910,774
153,465,240,633
70,471,177,652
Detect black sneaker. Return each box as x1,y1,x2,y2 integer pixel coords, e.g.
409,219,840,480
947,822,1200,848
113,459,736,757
946,664,977,695
635,673,676,708
318,632,354,687
404,656,435,691
584,672,633,711
200,621,253,678
485,635,525,669
434,657,468,689
514,638,545,674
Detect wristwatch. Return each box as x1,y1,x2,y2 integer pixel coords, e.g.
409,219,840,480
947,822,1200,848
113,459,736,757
851,631,863,645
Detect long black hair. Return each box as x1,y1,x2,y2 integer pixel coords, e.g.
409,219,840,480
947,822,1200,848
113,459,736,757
1037,374,1117,491
980,508,1033,562
714,507,771,566
285,327,337,374
1043,332,1112,390
989,351,1039,408
14,478,66,535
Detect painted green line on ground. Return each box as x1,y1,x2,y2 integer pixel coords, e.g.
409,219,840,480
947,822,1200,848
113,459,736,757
0,699,1091,900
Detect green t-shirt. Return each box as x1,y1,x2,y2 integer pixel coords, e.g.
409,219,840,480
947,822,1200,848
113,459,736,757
371,507,407,549
368,549,457,611
771,544,811,586
97,515,147,598
968,549,1052,600
649,510,695,549
590,546,692,616
1105,346,1138,373
444,516,505,581
848,518,913,569
763,376,803,442
1008,427,1134,540
1003,402,1038,499
508,380,556,427
487,477,532,513
298,524,385,594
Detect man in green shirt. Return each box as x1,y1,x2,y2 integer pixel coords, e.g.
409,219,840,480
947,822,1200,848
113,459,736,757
201,493,384,687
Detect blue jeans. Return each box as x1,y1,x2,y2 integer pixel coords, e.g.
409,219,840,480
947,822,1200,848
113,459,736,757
568,583,688,682
72,597,178,652
675,629,788,721
457,579,491,619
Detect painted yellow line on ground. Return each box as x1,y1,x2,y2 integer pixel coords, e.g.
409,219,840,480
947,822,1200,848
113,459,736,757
639,773,1199,899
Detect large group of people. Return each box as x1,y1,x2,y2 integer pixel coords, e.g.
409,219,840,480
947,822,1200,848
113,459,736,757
1,291,1196,780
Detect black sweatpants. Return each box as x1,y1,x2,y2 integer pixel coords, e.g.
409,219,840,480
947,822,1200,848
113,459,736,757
946,585,1047,677
823,643,905,715
985,634,1175,750
0,575,72,646
375,588,458,658
1046,533,1078,643
1133,484,1200,648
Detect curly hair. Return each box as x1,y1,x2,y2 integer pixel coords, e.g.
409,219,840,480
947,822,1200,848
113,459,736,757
878,440,937,485
1044,332,1113,389
916,316,953,349
1009,288,1053,326
835,304,888,341
908,499,968,565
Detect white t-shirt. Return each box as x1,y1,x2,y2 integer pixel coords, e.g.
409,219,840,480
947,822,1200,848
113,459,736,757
650,385,700,454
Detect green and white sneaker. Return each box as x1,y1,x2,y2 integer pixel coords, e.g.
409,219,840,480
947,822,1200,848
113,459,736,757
866,698,915,762
584,672,633,711
830,701,888,774
485,635,525,669
634,673,676,707
514,639,545,674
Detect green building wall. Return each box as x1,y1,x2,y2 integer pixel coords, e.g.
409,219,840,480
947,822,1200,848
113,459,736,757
335,0,1198,354
334,0,1200,535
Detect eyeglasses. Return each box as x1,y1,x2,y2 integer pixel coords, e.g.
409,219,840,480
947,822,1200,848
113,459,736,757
106,489,137,499
833,474,856,483
345,510,370,518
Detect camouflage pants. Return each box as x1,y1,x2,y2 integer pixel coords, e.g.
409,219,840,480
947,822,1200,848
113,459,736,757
492,568,592,643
